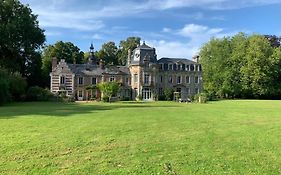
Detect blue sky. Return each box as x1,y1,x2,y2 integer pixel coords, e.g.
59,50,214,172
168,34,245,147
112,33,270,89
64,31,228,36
20,0,281,59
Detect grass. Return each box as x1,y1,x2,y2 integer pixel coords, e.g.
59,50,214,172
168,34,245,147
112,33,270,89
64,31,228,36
1,100,281,174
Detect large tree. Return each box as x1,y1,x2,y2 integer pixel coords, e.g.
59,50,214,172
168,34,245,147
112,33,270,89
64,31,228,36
0,0,45,81
200,33,281,99
118,37,141,65
42,41,84,86
100,41,118,65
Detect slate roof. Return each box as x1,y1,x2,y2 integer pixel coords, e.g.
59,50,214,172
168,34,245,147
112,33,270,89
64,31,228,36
136,42,154,50
67,64,129,76
157,57,198,64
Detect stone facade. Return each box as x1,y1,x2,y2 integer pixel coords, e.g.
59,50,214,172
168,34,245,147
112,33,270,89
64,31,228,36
50,42,202,101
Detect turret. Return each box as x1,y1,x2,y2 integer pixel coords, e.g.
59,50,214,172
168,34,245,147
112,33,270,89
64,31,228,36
88,43,97,65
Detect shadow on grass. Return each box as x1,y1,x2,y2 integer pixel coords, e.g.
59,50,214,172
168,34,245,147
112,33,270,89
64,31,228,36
0,101,180,119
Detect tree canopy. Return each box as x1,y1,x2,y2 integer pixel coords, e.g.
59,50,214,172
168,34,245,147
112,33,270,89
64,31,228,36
200,33,281,99
0,0,45,79
97,81,120,102
118,37,141,65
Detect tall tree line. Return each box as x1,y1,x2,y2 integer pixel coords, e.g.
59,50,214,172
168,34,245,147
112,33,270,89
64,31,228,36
200,33,281,99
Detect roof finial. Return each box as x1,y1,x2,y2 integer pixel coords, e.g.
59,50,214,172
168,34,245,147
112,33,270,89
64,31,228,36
143,40,146,45
90,42,94,51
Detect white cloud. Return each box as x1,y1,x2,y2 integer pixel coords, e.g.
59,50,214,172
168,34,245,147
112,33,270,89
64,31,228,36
147,40,199,59
152,23,242,59
91,34,103,40
178,24,223,38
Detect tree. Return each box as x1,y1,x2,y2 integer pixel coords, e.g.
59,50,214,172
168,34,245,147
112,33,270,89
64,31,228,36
97,82,120,102
0,0,45,82
100,41,118,65
200,37,232,98
42,41,84,86
118,37,141,65
240,35,273,97
200,33,281,99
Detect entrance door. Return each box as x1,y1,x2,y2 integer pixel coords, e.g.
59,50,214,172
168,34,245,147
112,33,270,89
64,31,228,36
142,88,152,100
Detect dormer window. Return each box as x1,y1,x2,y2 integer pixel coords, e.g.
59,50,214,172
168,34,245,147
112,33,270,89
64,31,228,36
168,64,173,70
182,64,186,71
190,64,194,71
78,77,83,85
186,65,190,71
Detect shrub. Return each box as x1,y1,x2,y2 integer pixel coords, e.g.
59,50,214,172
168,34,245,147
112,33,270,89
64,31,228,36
158,95,166,101
194,93,208,103
101,96,109,102
9,72,27,101
164,89,174,101
26,86,55,101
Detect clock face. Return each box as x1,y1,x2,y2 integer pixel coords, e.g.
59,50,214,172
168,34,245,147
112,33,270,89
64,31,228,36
134,50,140,61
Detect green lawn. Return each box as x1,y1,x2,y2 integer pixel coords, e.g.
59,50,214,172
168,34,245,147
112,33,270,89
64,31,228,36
1,100,281,174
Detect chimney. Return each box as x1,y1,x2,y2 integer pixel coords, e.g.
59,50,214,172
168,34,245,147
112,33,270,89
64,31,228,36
127,49,131,66
52,57,58,70
192,55,200,63
99,58,105,69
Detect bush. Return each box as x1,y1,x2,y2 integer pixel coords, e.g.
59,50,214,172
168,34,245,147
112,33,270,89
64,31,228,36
101,96,109,102
158,95,166,101
9,72,27,101
194,93,208,103
164,89,174,101
26,86,55,101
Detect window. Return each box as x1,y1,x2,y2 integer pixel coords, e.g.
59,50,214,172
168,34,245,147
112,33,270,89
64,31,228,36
186,76,190,84
159,64,163,70
177,64,181,70
168,76,173,83
195,88,199,94
169,64,173,70
78,90,83,98
159,75,163,83
173,64,177,70
125,77,129,84
110,76,115,82
195,65,199,71
144,62,149,68
182,64,186,71
195,76,199,84
186,65,190,71
190,64,194,71
134,74,138,83
78,77,83,85
92,77,97,85
144,74,150,84
60,76,65,84
187,88,190,94
177,76,181,84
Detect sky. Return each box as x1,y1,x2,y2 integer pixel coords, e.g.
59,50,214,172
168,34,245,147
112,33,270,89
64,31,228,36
20,0,281,59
